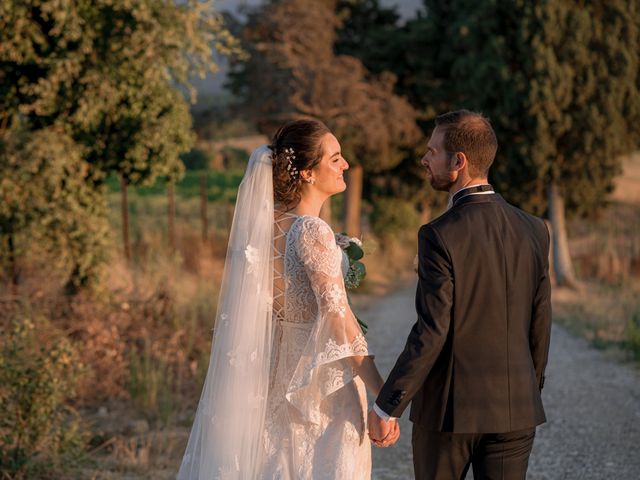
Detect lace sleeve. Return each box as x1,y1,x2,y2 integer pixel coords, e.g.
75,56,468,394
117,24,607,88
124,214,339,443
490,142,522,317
285,216,370,424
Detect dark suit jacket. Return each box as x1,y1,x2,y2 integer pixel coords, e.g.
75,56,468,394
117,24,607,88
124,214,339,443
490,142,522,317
376,193,552,433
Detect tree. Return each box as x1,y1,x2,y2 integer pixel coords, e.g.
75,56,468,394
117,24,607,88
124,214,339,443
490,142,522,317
408,0,640,286
335,0,401,72
229,0,420,236
0,127,110,292
526,1,640,286
0,0,240,290
334,0,449,218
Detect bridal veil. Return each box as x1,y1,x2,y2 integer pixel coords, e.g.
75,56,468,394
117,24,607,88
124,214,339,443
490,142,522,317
178,145,274,480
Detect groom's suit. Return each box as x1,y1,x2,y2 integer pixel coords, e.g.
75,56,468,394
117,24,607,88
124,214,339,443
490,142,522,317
376,187,551,479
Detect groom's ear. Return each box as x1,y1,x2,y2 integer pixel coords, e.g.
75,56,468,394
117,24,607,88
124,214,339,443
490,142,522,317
451,152,467,172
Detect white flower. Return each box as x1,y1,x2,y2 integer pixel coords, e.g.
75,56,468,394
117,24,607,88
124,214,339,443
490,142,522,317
334,233,350,249
335,233,363,249
245,245,260,273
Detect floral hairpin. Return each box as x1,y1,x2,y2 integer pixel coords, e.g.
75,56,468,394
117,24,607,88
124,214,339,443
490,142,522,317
284,147,298,179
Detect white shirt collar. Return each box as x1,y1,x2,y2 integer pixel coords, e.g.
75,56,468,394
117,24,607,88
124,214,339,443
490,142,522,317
451,183,492,197
446,183,494,210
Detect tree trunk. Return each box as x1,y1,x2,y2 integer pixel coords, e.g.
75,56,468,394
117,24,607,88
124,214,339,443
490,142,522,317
120,176,131,262
168,181,176,252
548,181,578,288
200,173,208,242
344,164,363,237
320,197,332,227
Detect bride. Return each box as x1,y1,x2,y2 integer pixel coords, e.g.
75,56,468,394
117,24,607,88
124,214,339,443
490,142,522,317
177,119,398,480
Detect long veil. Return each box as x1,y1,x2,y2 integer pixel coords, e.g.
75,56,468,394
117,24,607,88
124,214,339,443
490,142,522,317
178,145,274,480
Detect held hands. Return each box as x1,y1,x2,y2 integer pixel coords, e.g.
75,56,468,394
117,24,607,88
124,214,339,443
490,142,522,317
367,408,400,448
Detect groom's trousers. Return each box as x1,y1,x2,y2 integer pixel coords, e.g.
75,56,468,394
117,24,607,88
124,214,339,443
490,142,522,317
412,423,536,480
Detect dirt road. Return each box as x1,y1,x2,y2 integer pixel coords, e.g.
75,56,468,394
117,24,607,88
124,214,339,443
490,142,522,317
358,285,640,480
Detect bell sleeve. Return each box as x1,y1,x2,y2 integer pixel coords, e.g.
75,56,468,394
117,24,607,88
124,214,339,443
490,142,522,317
285,216,370,424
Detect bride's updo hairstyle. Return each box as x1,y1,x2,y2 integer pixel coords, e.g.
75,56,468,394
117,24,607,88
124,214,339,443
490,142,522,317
270,119,330,207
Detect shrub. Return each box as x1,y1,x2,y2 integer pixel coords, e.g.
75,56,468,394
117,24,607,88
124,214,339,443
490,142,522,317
0,317,87,479
221,146,250,170
128,343,179,427
180,148,211,170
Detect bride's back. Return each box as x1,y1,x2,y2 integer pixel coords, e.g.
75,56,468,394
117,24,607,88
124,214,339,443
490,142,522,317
273,210,297,321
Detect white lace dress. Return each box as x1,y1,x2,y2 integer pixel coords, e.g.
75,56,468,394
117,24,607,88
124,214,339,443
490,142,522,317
261,214,372,480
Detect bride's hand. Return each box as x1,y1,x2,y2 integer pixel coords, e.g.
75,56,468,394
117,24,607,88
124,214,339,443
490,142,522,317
372,419,400,448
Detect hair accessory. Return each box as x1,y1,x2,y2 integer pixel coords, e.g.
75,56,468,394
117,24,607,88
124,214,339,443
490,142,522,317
284,147,299,179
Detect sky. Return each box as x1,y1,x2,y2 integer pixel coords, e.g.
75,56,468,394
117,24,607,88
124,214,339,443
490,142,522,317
192,0,423,101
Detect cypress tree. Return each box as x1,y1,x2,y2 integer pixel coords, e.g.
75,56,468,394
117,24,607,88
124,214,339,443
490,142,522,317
411,0,640,286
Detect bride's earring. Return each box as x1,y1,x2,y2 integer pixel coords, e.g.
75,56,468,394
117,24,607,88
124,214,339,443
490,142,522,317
305,177,315,185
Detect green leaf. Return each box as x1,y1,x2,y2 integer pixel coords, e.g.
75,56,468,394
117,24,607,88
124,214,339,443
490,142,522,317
345,242,364,261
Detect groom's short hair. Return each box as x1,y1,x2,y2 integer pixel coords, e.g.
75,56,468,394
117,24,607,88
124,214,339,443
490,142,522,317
435,110,498,178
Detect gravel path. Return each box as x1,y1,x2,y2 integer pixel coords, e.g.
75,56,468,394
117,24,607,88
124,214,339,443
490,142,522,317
356,284,640,480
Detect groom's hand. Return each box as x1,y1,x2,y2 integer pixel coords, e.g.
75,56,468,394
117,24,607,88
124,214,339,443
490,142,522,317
367,408,400,448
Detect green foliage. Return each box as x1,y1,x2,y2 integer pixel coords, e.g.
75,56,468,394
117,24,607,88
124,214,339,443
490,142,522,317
370,197,421,241
333,1,434,205
335,0,403,77
221,146,251,170
105,170,243,203
0,126,111,290
343,1,640,217
0,317,87,479
181,148,211,170
192,102,258,140
406,0,640,216
0,0,241,290
0,0,240,184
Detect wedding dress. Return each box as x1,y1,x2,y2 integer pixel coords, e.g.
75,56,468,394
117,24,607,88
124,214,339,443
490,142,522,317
262,212,371,479
177,146,372,480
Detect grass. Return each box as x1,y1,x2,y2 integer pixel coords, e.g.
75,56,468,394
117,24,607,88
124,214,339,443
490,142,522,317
104,170,244,203
553,280,640,362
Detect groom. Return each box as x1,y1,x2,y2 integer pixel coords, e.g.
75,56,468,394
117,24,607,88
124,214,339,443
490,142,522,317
368,110,552,479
